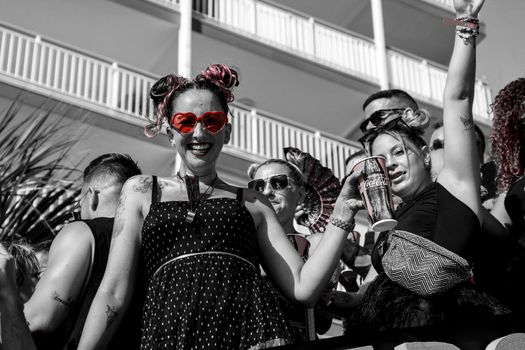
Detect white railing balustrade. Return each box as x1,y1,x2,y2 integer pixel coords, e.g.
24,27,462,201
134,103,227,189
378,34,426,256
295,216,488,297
0,22,361,179
153,0,491,122
0,26,155,120
229,107,358,179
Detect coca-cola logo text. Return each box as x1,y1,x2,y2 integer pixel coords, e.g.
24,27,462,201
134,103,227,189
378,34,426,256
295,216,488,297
360,175,388,190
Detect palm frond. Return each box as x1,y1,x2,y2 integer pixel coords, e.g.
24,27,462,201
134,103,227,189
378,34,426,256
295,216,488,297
0,97,82,243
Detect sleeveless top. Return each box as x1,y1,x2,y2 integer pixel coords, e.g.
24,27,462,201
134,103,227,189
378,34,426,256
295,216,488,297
36,218,112,350
139,176,291,349
372,182,480,272
350,183,508,333
41,218,143,350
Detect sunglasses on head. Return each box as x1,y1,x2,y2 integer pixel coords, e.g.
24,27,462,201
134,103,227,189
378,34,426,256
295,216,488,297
359,108,407,133
169,111,228,134
430,139,444,151
358,116,420,148
248,174,294,193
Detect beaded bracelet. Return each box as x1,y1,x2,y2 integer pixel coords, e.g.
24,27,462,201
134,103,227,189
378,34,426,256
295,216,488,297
455,16,480,44
329,216,355,232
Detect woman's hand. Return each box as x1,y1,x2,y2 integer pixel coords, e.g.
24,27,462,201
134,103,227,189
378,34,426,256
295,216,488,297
453,0,485,17
334,170,365,218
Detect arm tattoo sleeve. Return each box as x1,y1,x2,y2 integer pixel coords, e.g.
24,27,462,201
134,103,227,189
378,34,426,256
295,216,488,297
105,304,118,329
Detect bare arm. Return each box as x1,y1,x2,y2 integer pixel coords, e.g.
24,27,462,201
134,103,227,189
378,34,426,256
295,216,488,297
24,222,93,337
439,0,485,221
251,172,362,306
0,244,37,350
77,176,148,350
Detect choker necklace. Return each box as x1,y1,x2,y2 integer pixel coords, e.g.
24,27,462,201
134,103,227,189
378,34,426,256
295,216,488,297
178,173,219,224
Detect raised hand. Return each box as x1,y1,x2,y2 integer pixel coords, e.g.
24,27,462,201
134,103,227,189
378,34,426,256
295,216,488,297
453,0,485,17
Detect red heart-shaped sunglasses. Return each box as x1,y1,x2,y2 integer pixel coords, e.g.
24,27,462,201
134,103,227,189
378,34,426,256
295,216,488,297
169,111,228,134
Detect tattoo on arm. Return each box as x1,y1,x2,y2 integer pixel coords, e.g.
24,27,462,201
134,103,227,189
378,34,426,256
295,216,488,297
52,291,74,308
460,113,475,131
132,177,153,193
105,305,118,329
112,193,127,239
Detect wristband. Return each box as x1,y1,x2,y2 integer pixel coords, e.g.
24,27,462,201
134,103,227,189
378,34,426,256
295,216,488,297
329,216,355,232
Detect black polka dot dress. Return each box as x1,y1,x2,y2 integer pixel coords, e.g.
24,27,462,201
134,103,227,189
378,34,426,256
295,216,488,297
140,177,291,349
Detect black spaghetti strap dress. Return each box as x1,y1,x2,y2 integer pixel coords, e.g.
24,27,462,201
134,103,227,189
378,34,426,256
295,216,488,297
140,176,291,349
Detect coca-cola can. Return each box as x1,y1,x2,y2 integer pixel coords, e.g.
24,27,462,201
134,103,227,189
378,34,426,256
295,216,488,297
351,156,397,232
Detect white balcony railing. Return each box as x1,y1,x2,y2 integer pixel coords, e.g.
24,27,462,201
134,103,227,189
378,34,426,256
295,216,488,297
150,0,491,122
0,22,360,179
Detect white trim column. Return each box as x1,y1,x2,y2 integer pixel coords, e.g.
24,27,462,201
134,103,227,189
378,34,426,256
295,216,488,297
178,0,192,79
176,0,192,174
371,0,389,90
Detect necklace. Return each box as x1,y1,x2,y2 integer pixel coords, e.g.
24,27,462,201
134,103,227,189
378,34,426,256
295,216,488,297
178,173,219,224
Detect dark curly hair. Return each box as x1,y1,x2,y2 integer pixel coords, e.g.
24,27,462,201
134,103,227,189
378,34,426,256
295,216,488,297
489,78,525,191
145,64,240,137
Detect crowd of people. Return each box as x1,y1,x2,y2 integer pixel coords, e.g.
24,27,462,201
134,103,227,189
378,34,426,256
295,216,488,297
1,0,525,349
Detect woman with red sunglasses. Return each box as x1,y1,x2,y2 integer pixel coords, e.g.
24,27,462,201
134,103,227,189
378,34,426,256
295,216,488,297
78,64,360,350
345,0,511,344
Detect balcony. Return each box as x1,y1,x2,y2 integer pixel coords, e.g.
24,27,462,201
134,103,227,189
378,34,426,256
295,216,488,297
0,21,361,180
143,0,491,124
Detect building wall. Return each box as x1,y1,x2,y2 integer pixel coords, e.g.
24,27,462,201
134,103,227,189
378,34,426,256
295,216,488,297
2,0,372,138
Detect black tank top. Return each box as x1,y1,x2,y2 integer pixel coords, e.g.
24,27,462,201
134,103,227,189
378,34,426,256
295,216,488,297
36,218,112,350
372,182,480,273
61,217,144,350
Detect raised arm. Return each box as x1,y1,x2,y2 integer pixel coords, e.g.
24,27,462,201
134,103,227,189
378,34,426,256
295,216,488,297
439,0,485,220
24,222,93,339
77,176,147,349
252,171,362,306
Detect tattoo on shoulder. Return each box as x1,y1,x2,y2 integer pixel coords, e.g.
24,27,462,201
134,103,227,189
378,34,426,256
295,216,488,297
460,113,475,131
132,176,153,193
52,291,74,308
105,304,118,329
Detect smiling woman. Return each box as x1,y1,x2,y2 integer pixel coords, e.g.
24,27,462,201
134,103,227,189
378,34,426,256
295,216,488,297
344,0,511,339
77,64,361,350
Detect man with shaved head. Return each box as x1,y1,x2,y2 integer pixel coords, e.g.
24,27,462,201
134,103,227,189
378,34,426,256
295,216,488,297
23,153,141,349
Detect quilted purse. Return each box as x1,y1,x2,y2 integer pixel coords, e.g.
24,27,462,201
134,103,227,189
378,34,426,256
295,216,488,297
381,230,472,296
